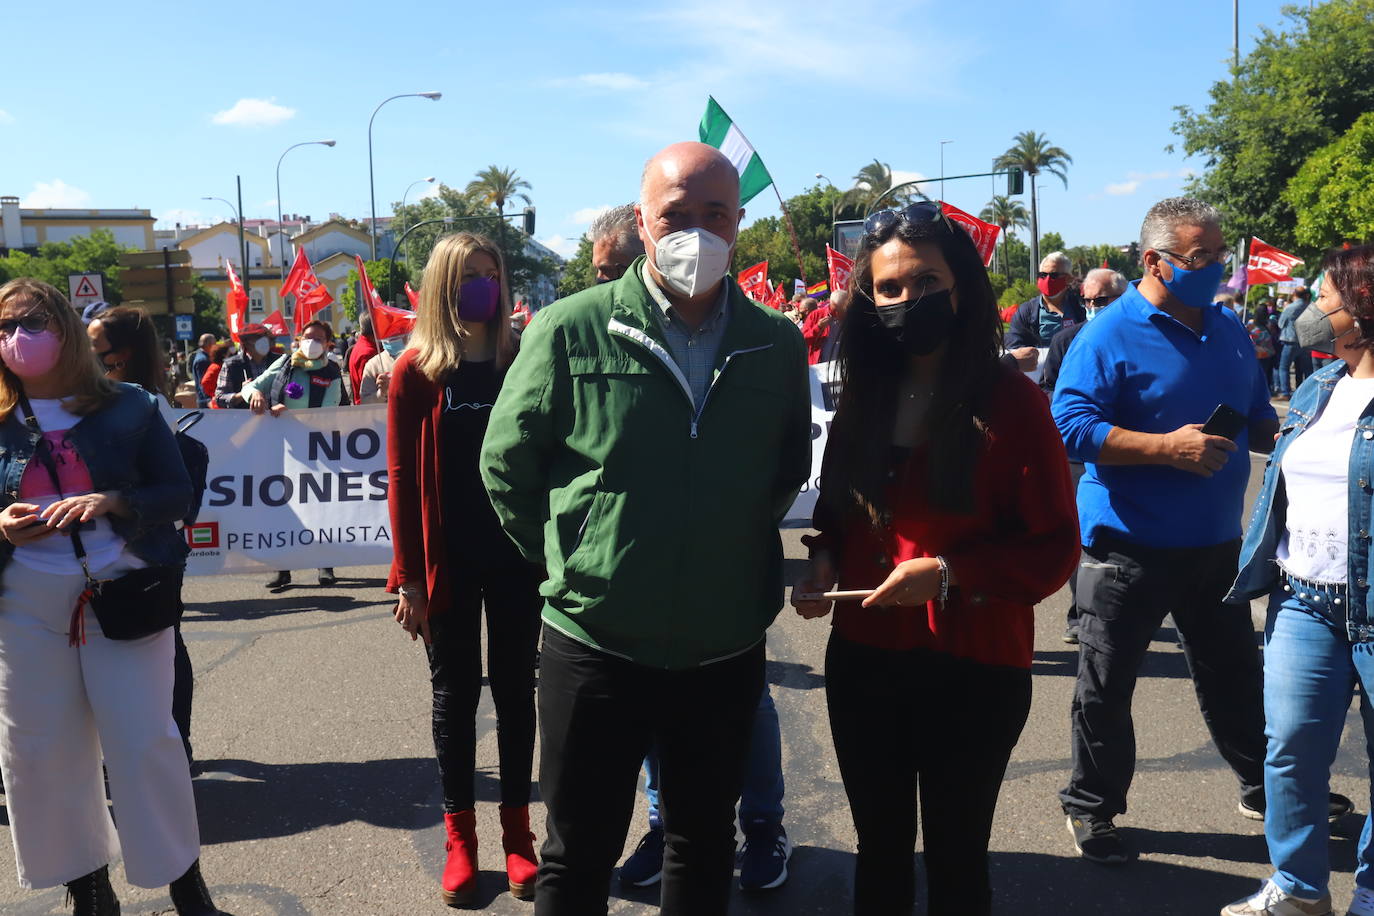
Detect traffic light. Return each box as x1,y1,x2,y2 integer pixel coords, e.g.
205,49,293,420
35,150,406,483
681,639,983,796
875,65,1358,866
1007,168,1024,196
523,207,536,236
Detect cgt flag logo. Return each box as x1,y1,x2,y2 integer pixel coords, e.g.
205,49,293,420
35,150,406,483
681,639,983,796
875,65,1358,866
186,522,220,550
940,202,1001,267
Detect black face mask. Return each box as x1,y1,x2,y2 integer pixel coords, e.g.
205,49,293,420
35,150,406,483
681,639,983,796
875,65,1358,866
873,288,956,356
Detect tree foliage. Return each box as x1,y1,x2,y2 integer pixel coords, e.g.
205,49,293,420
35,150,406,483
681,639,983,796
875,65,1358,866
558,236,595,298
992,131,1072,267
732,183,845,289
338,259,411,323
1284,110,1374,252
1172,0,1374,258
466,166,532,213
0,229,131,298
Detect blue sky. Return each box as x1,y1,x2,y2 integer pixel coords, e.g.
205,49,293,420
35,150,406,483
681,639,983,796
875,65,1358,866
2,0,1301,260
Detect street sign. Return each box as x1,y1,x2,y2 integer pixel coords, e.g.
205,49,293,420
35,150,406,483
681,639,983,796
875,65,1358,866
175,315,194,341
118,250,190,268
68,272,105,312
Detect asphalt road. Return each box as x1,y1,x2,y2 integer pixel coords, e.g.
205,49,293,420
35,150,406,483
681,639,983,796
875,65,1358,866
2,449,1369,915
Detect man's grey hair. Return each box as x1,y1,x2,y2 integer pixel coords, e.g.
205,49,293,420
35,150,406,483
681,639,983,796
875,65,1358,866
1139,197,1222,256
587,204,640,252
1084,268,1128,296
1041,251,1072,272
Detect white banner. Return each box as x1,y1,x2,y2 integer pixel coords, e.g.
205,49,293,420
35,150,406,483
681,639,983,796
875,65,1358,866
783,361,840,528
161,404,393,575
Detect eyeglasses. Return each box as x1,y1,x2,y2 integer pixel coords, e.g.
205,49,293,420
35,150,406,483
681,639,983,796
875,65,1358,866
1037,271,1068,280
863,201,954,238
1082,295,1118,307
1158,247,1231,268
0,313,52,337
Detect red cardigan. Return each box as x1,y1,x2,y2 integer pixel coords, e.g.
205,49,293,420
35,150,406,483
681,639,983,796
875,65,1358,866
808,367,1079,669
385,350,454,615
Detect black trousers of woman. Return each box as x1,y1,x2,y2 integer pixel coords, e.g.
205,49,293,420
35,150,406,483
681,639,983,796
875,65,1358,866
825,633,1032,916
426,551,542,812
172,624,193,764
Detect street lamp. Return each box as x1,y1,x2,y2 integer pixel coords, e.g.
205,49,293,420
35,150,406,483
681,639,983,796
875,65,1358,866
401,177,436,271
815,172,839,225
202,193,249,298
276,139,336,282
939,140,954,202
368,92,442,259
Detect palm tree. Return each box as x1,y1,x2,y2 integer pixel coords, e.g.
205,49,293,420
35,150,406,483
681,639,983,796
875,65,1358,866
465,166,532,213
992,132,1072,270
981,196,1030,279
840,160,894,215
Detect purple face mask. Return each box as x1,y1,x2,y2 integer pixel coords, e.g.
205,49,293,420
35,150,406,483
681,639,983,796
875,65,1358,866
458,277,500,322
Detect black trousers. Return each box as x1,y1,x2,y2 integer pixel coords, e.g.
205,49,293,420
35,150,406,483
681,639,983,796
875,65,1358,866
426,555,542,812
1059,536,1265,821
825,633,1031,916
172,624,193,764
534,628,764,916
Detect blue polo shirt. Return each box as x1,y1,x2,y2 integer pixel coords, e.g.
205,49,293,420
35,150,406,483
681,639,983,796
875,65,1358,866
1051,281,1275,549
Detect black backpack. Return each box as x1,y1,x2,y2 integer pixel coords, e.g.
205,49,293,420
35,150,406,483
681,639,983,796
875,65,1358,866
175,412,209,525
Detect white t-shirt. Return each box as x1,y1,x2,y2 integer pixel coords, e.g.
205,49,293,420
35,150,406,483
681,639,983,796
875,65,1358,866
1279,374,1374,583
11,398,124,575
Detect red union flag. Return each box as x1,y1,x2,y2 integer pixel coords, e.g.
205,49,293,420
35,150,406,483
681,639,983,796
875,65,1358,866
826,245,853,293
940,202,1001,267
354,256,416,338
1247,237,1304,286
404,282,420,309
280,249,334,333
737,260,769,301
224,260,249,340
262,309,288,337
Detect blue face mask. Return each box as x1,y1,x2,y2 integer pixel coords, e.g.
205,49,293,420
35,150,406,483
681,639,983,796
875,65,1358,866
1159,259,1224,310
381,336,408,358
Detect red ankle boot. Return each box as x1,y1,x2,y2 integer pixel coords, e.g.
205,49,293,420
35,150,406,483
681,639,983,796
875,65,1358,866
441,810,478,907
499,805,539,900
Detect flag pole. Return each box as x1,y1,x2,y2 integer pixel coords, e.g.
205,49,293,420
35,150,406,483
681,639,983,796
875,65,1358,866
773,185,808,286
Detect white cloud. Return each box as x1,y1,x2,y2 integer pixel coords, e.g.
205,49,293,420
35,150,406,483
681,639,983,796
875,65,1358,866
211,97,296,128
22,179,91,208
417,183,442,201
889,170,932,190
539,234,581,259
571,205,612,224
1105,181,1141,196
1103,166,1193,198
554,72,649,91
0,109,14,125
156,208,213,229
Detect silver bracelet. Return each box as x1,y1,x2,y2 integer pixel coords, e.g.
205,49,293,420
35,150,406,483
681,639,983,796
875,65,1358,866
935,556,950,610
398,584,422,598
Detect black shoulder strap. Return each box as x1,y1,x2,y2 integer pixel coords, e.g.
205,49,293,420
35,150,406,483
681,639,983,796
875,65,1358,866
16,391,88,563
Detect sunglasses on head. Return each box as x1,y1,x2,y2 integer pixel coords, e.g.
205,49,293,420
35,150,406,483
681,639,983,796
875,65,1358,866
863,201,955,238
0,313,52,337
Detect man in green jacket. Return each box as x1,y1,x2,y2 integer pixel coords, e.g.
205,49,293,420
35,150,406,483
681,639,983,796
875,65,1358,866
481,141,811,916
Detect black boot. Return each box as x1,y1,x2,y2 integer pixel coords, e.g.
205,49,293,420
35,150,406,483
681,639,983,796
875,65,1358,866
168,859,220,916
265,570,291,589
64,865,120,916
317,567,336,587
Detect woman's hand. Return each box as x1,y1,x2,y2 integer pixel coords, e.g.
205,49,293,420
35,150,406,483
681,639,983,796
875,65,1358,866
269,403,287,417
394,584,431,646
792,552,837,620
0,501,55,545
39,492,126,530
863,557,943,608
247,389,268,415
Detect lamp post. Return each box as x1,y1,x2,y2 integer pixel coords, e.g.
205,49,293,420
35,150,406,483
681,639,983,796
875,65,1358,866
368,92,442,259
276,139,336,282
400,177,436,271
202,188,249,298
815,172,839,226
939,139,954,202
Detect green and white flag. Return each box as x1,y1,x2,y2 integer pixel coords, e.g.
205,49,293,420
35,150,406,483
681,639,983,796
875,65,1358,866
699,97,773,206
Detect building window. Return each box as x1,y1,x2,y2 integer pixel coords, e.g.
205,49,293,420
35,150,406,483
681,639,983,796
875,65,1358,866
250,290,265,313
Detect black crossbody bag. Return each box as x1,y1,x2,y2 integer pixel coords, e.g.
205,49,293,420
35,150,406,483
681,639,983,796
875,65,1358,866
17,393,183,644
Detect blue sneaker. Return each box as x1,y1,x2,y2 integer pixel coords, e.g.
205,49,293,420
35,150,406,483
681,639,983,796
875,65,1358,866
739,822,791,891
619,827,664,887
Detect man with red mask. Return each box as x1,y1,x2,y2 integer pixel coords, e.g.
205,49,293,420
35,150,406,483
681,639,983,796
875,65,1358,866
1006,251,1087,349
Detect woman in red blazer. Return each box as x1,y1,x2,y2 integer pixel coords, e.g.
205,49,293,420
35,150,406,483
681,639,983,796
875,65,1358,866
386,233,542,906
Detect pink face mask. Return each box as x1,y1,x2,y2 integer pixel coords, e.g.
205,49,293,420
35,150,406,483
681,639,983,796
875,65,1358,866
0,328,63,379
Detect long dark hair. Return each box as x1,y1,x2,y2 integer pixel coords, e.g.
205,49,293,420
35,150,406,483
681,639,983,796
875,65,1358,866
1321,243,1374,350
820,213,1003,526
97,306,170,398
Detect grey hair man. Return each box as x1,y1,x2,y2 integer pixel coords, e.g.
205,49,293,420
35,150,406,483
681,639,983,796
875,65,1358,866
1006,250,1087,349
588,204,643,283
1048,198,1349,869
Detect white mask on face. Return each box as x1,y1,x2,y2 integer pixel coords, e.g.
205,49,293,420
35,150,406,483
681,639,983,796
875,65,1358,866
648,224,732,299
299,338,325,360
252,337,271,356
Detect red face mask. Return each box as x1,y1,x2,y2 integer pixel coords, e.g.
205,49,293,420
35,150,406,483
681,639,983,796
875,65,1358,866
1037,274,1069,299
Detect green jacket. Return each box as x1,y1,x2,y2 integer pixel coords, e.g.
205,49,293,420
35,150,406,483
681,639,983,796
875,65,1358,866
480,257,812,669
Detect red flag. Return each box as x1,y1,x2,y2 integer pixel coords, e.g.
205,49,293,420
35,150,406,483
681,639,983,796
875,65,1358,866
737,261,769,301
1101,256,1110,270
262,309,288,337
356,255,418,338
280,249,334,334
404,282,420,309
940,202,1001,267
826,245,853,294
295,285,335,333
224,260,249,341
1247,237,1304,286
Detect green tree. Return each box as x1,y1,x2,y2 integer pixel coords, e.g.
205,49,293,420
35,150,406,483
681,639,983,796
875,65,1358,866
466,166,532,213
998,278,1039,309
338,259,411,323
1172,1,1374,254
1039,232,1067,256
732,183,843,288
1284,111,1374,255
558,236,595,298
0,229,133,300
1002,235,1032,282
981,196,1029,280
992,131,1072,269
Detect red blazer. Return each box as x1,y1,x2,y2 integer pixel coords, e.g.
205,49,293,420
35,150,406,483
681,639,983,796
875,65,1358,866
809,366,1079,669
385,350,452,615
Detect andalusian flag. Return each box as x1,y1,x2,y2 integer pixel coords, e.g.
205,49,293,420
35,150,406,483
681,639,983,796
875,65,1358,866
699,97,773,206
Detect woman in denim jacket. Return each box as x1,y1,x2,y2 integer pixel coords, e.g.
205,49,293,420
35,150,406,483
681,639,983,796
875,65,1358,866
1223,245,1374,916
0,280,222,916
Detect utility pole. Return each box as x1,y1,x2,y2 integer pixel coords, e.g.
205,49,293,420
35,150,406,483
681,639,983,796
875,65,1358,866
1233,0,1240,71
236,174,249,298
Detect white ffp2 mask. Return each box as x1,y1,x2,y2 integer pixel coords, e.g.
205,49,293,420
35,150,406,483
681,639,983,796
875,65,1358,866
649,226,732,299
299,338,325,360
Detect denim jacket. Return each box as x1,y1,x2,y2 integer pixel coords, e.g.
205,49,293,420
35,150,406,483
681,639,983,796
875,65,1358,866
1226,361,1374,640
0,383,191,576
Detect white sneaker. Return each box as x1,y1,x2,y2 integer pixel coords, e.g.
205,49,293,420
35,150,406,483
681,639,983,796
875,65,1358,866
1221,879,1333,916
1347,885,1374,916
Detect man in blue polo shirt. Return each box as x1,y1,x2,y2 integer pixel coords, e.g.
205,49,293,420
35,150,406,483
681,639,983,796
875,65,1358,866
1052,198,1290,865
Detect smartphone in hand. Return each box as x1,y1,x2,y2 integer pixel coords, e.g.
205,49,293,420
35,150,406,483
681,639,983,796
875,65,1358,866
1202,403,1247,441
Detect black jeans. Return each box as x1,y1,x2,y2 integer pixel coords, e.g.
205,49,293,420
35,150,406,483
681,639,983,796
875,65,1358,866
172,624,193,764
535,628,764,916
826,633,1031,916
1059,536,1265,821
426,555,542,812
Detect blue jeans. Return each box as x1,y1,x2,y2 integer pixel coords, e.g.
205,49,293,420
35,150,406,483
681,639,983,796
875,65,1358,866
1276,343,1299,396
643,684,784,830
1263,580,1374,898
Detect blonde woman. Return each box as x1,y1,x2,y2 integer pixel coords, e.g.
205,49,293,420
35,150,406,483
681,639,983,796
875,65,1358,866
385,234,540,905
0,279,222,915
